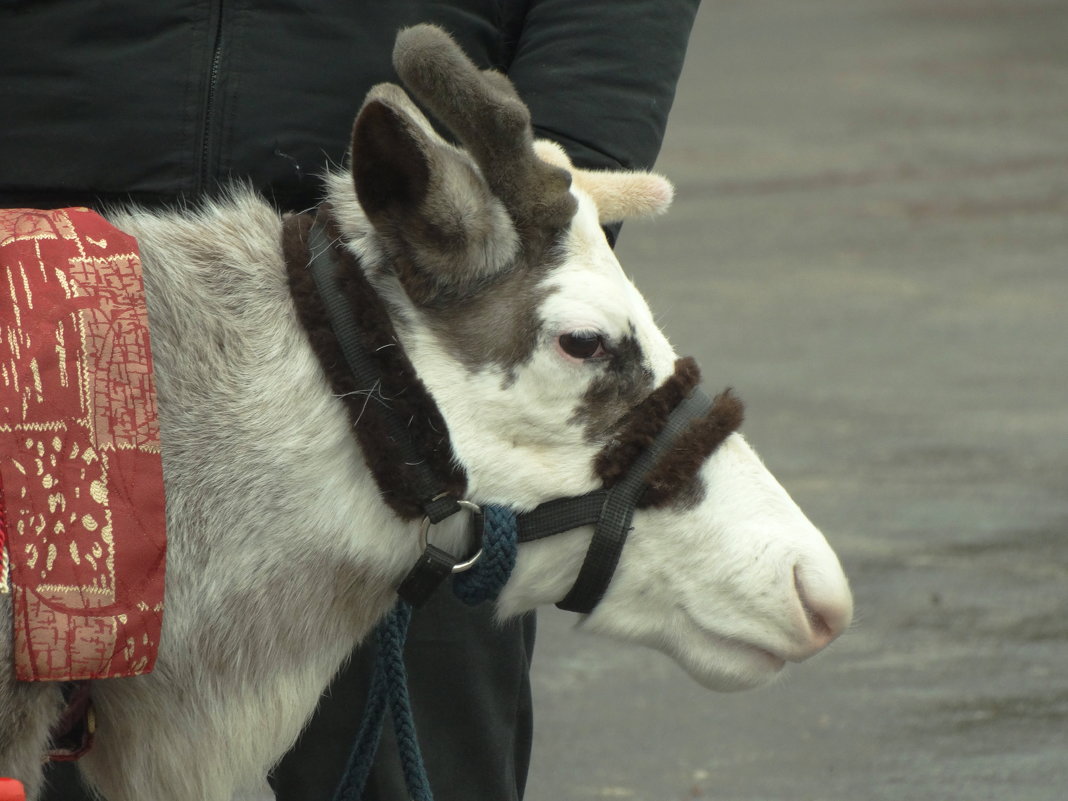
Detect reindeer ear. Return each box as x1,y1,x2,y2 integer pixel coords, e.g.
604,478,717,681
576,171,675,224
352,95,431,222
351,83,519,306
533,140,674,224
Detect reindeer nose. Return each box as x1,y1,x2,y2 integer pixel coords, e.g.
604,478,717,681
791,564,853,657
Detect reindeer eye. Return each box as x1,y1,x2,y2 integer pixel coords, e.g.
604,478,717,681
558,331,607,360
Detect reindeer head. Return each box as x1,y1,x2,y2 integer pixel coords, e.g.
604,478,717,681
326,25,852,691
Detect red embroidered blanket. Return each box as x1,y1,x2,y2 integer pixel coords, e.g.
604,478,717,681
0,207,166,682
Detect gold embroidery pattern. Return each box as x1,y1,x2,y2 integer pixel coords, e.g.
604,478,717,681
0,208,167,681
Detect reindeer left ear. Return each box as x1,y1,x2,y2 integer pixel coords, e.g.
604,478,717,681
351,83,519,306
581,171,674,223
533,140,675,224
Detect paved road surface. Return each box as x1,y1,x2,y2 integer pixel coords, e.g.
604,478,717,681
526,2,1068,800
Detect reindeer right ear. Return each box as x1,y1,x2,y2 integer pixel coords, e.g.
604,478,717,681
351,83,519,307
352,97,432,223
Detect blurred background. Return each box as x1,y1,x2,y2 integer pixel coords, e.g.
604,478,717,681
527,1,1068,800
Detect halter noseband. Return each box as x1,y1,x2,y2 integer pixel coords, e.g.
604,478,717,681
287,210,736,615
487,387,713,613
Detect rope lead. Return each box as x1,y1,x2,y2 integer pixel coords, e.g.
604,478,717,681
334,505,519,801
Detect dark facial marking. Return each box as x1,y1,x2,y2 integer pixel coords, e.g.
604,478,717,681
593,357,701,481
571,329,656,443
416,229,569,378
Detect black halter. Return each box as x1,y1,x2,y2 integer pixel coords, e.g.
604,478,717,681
486,387,713,613
293,211,722,615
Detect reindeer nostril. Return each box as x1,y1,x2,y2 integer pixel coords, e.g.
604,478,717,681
793,564,851,645
805,600,833,639
794,566,826,635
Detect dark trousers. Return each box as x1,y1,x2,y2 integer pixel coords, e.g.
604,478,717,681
42,591,536,801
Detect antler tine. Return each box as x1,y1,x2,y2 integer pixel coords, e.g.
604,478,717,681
392,24,576,237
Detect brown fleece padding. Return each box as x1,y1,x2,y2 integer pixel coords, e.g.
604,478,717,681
638,389,745,509
282,211,466,521
594,357,702,485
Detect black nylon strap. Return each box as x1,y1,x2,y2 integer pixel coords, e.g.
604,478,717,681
556,388,713,613
396,544,459,607
473,490,609,544
307,218,460,523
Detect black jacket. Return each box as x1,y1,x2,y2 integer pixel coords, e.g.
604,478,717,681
1,0,700,212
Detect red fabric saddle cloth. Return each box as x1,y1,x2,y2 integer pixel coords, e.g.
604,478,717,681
0,207,166,682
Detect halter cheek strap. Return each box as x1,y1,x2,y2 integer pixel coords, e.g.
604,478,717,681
556,388,712,612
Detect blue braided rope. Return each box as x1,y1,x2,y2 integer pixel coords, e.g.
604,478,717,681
452,504,518,606
380,605,433,801
333,506,519,801
332,602,432,801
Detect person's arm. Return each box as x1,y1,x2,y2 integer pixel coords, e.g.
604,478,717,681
505,0,701,174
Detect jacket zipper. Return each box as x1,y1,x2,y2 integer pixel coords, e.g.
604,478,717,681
198,0,225,194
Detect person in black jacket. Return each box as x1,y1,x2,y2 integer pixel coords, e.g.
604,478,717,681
1,2,700,799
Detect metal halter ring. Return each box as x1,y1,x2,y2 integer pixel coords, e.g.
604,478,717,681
419,499,483,573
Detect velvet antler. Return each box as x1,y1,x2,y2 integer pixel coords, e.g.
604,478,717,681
392,24,577,243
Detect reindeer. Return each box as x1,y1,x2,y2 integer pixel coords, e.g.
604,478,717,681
0,25,852,801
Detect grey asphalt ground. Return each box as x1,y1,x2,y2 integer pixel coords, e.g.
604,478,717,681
526,2,1068,801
